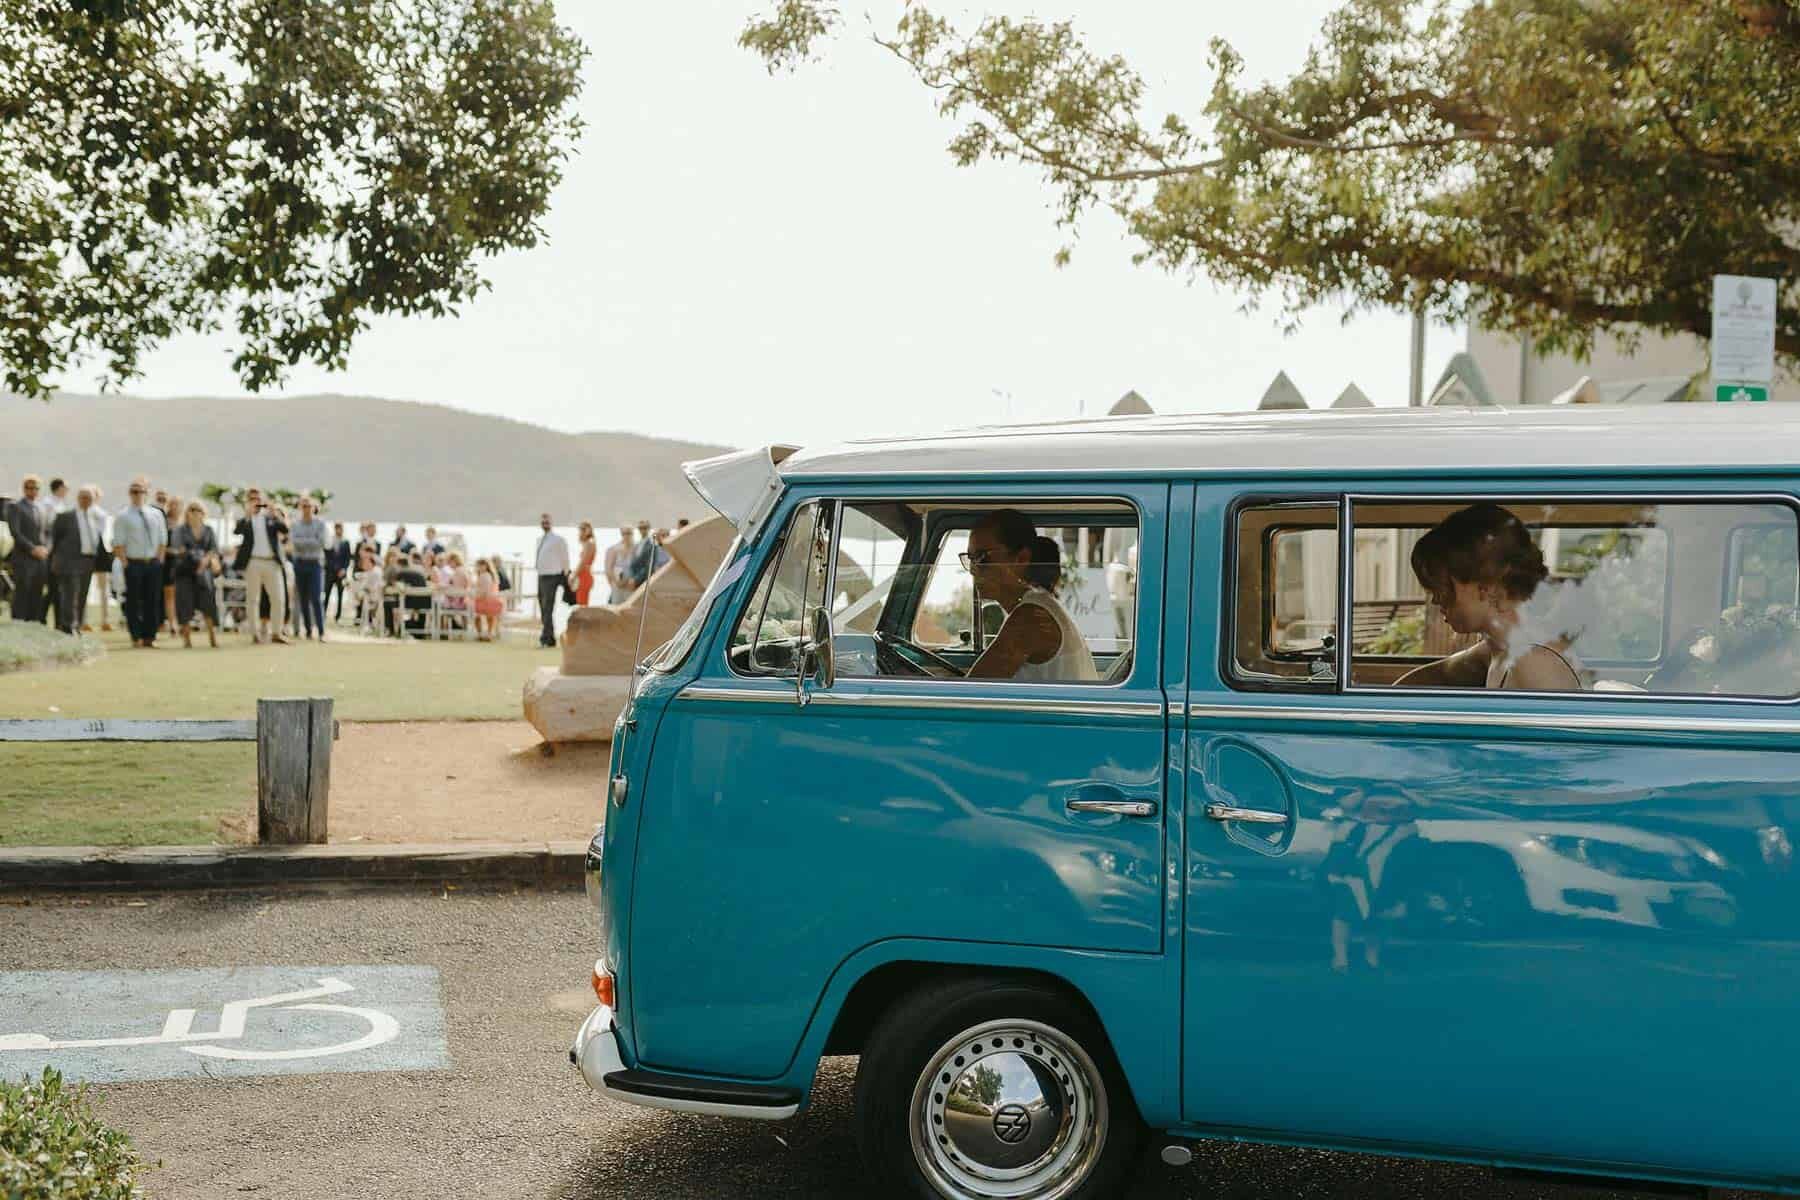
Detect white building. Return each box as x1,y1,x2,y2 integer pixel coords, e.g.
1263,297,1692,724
1459,325,1800,406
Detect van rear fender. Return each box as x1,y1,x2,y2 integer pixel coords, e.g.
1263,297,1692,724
780,939,1180,1126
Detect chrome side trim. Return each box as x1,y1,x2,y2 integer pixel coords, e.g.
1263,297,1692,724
1185,702,1800,737
681,686,794,705
679,684,1163,719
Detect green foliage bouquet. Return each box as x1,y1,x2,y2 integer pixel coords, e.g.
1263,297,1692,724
0,1070,150,1199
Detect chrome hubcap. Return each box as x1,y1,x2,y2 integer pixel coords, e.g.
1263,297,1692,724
909,1019,1106,1200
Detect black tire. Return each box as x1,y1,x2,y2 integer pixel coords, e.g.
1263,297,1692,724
853,975,1146,1200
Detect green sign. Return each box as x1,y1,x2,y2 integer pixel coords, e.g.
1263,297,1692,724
1715,383,1770,403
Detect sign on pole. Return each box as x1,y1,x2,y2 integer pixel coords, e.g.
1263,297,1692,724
1712,274,1777,401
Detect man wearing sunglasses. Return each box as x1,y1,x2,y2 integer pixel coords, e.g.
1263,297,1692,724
114,478,169,647
6,475,51,622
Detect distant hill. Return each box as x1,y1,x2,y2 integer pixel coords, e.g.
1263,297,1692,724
3,392,733,525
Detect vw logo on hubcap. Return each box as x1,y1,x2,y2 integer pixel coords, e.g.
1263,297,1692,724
992,1103,1032,1145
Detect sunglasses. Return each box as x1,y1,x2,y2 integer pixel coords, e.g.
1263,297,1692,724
957,549,999,571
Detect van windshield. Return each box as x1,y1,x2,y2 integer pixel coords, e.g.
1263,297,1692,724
646,534,745,673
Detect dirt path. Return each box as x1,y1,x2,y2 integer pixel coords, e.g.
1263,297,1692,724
323,720,610,843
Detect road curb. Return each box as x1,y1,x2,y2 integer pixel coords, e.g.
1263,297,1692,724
0,841,589,891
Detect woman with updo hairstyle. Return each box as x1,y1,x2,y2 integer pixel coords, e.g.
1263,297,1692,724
1026,535,1064,591
1397,502,1585,692
961,509,1097,681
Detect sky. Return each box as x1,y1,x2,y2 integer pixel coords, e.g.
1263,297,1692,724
122,1,1462,450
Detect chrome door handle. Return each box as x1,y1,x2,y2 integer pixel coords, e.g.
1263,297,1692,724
1205,802,1288,825
1066,799,1158,818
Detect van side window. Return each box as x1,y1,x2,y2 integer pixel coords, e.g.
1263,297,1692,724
825,499,1138,685
1352,498,1799,700
729,501,831,676
1229,502,1339,690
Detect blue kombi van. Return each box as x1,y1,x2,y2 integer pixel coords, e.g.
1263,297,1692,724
573,405,1800,1198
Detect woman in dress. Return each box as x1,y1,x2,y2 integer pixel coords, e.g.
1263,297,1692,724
444,551,472,632
380,546,403,636
963,509,1097,682
1398,502,1586,692
574,521,598,606
473,557,505,641
161,495,184,636
353,544,385,634
170,500,221,648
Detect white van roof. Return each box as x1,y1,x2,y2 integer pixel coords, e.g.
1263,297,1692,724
779,404,1800,479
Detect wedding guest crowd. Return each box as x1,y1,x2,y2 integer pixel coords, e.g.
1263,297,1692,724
6,474,691,651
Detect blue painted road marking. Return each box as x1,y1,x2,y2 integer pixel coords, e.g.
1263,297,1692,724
0,966,450,1083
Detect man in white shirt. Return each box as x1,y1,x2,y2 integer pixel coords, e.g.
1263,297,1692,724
113,478,169,647
534,512,570,647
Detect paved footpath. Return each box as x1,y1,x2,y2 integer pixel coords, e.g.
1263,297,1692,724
0,886,1771,1199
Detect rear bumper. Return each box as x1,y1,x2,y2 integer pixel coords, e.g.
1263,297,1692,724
569,1004,801,1121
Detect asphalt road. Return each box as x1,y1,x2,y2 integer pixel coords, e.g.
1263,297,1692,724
0,886,1771,1200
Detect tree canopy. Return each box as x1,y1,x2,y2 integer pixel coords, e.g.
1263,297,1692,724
1,0,584,399
742,0,1800,364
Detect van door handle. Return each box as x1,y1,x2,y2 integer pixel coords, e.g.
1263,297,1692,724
1066,798,1158,818
1205,802,1289,825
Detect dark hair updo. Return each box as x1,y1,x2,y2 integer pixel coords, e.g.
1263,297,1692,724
1411,502,1548,603
1026,535,1063,591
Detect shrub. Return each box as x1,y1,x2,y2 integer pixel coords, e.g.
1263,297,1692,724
0,620,101,674
0,1070,149,1199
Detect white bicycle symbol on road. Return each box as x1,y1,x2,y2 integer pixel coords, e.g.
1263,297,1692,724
0,977,398,1062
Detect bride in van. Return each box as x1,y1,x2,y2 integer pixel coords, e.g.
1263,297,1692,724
961,508,1099,682
1397,502,1587,692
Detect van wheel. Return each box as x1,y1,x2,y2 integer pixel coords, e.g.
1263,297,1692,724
853,976,1145,1200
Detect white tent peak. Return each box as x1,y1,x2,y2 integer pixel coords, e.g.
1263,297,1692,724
1258,371,1309,411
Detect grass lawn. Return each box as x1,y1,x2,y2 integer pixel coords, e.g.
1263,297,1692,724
0,621,557,721
0,744,255,845
0,620,559,846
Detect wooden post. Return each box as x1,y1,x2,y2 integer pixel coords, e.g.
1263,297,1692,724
257,697,333,844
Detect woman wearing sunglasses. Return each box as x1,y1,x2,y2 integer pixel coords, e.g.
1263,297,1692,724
961,508,1098,682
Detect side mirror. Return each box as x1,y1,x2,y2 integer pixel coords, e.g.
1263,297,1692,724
795,606,835,705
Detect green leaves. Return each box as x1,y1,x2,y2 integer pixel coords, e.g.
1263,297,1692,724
738,0,840,74
1,0,585,399
0,1069,150,1199
743,0,1800,363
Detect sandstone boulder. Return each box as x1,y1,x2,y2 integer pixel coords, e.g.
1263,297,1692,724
522,667,631,744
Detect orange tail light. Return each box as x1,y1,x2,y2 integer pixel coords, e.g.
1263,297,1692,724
591,961,615,1008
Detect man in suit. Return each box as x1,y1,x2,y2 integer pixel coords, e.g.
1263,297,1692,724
42,477,69,628
326,522,353,623
7,475,51,622
234,486,289,644
49,487,105,634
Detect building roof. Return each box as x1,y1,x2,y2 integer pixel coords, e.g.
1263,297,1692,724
1428,352,1498,407
1332,383,1374,409
1108,390,1153,416
1257,371,1309,411
780,404,1800,478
